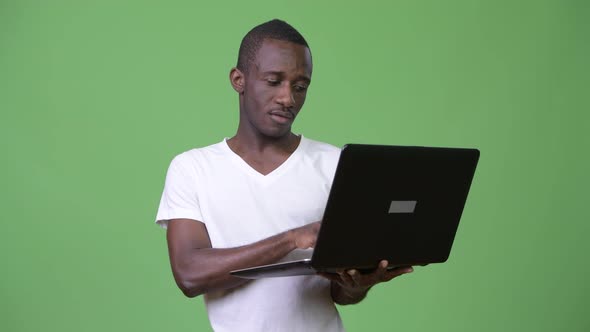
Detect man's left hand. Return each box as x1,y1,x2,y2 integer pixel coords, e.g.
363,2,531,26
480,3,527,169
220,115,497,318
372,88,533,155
320,260,414,304
323,260,413,290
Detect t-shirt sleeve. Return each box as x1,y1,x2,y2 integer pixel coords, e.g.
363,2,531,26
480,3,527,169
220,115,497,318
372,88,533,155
155,153,203,229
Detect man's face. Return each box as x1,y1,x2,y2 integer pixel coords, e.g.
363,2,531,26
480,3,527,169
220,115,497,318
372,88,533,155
240,38,313,138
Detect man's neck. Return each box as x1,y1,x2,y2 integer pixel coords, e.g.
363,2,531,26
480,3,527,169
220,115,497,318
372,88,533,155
226,131,301,175
228,129,300,155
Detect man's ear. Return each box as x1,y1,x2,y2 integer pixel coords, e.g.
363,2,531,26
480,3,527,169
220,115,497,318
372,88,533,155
229,67,245,93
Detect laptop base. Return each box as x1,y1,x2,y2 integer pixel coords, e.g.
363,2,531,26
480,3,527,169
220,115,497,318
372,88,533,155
231,259,316,279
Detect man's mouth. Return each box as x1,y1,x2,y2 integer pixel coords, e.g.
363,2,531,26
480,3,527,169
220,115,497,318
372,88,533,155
269,110,295,125
269,110,294,119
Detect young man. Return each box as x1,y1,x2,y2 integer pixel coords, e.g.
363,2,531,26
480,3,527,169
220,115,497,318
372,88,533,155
156,19,413,332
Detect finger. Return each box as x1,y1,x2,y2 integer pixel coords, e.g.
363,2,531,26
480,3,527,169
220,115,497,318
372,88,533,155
375,260,390,281
382,266,414,282
346,269,361,287
338,271,355,287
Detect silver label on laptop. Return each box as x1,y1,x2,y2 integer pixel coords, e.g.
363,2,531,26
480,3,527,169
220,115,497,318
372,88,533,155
388,200,417,213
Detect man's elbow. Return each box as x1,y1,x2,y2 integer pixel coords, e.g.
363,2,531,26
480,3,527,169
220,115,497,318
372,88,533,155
177,279,203,298
173,270,207,298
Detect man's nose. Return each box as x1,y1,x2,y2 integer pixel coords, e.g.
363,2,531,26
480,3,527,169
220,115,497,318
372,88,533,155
276,83,295,108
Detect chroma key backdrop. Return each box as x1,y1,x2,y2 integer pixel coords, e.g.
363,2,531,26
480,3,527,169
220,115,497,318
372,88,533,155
1,1,588,331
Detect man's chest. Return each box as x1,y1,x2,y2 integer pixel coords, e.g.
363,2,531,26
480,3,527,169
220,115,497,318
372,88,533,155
196,162,332,246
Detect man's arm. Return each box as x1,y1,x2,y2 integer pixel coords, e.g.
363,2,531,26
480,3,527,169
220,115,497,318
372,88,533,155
324,261,414,305
166,218,320,297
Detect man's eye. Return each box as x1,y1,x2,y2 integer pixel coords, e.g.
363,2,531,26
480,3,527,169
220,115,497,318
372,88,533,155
267,79,280,86
294,85,308,92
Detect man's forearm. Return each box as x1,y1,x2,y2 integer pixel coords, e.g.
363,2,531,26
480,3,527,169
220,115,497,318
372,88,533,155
171,230,298,297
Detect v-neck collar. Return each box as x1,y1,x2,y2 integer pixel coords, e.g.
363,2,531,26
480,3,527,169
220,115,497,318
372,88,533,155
222,135,308,183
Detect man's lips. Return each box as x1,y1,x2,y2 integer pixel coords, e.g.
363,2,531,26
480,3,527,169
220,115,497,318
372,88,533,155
269,110,294,125
269,110,294,119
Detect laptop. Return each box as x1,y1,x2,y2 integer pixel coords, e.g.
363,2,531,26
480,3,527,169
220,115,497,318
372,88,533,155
230,144,480,279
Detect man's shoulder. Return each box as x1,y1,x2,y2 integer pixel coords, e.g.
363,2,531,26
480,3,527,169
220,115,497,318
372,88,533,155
169,139,228,167
300,136,341,169
302,136,341,154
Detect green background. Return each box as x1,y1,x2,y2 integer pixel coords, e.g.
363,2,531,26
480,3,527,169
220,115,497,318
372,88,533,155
1,0,588,331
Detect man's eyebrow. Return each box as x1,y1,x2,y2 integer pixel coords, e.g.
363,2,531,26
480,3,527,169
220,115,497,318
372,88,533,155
261,71,311,83
260,70,283,76
296,76,311,84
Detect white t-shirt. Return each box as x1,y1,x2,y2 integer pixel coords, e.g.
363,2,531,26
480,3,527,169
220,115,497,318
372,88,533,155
156,136,344,332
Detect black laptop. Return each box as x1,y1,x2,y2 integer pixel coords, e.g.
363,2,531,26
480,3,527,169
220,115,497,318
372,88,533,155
230,144,480,279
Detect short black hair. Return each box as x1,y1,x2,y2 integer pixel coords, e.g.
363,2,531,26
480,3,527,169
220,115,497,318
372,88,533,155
236,19,310,73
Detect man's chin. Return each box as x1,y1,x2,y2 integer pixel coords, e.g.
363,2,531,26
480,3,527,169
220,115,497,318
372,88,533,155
261,126,294,139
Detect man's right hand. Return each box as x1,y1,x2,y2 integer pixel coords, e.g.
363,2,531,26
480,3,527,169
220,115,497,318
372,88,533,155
290,221,321,249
